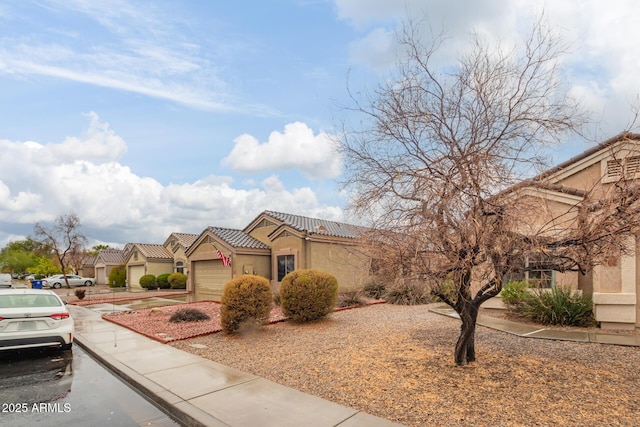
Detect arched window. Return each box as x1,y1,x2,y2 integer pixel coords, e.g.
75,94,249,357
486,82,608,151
176,261,184,274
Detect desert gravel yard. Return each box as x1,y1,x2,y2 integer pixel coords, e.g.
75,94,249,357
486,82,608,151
101,300,640,426
167,303,640,427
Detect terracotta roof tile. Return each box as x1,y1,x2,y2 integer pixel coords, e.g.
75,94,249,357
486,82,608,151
263,210,364,239
206,227,270,249
132,244,173,260
97,249,125,264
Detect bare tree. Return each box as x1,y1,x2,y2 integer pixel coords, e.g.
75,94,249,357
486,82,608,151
34,213,88,288
341,19,640,365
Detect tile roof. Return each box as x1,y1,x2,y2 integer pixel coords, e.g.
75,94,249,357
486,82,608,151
97,249,125,264
535,132,640,181
166,232,199,249
262,210,365,239
132,243,173,260
82,255,97,265
206,227,270,249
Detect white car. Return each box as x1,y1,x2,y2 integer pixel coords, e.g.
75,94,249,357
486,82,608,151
0,289,74,351
42,274,95,289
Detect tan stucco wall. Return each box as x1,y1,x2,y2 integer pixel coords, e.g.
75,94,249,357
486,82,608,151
307,241,370,291
146,261,174,277
234,253,271,280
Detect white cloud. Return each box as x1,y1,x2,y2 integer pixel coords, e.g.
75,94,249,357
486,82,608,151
337,0,640,136
349,28,396,72
223,122,342,179
0,114,345,245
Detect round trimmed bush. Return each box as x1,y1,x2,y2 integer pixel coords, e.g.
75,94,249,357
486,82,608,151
139,274,156,289
280,269,338,322
168,272,187,289
221,275,273,333
157,273,171,289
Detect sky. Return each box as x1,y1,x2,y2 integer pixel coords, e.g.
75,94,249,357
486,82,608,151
0,0,638,248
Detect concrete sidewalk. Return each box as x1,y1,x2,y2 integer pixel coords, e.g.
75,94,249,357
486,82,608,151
67,304,405,427
430,305,640,346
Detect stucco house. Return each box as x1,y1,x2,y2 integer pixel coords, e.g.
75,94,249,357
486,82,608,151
80,254,96,278
186,227,270,299
163,232,198,277
491,132,640,330
94,249,125,285
243,210,371,293
124,243,174,290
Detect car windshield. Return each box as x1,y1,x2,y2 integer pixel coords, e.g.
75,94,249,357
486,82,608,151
0,294,62,308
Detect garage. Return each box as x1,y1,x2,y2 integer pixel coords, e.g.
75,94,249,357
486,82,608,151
128,265,145,290
192,259,231,299
95,266,106,285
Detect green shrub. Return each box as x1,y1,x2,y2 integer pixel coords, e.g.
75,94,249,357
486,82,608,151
280,269,338,322
363,277,387,299
156,273,171,289
338,291,365,308
500,280,531,310
385,279,431,305
221,275,273,333
169,308,210,323
108,265,126,288
168,272,187,289
521,286,594,326
139,274,156,289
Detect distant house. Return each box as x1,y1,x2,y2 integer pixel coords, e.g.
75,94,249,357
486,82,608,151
163,232,198,276
124,243,174,290
94,249,125,285
244,211,371,293
184,211,372,300
186,227,270,299
80,254,97,279
490,132,640,330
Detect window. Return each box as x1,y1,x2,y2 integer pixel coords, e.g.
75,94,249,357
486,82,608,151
527,269,555,288
277,255,295,281
176,261,184,274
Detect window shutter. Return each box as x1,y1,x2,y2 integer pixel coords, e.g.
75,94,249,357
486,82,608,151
626,156,640,176
606,159,623,179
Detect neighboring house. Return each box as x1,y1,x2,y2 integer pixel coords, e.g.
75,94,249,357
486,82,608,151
80,254,96,278
494,132,640,330
163,232,198,276
124,243,174,290
243,210,371,293
186,227,271,299
94,249,125,285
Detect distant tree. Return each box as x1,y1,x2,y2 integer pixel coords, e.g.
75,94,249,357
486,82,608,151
34,213,88,288
91,244,112,256
0,248,36,274
32,256,61,277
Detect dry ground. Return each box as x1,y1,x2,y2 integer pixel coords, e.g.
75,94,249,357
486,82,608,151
100,300,640,426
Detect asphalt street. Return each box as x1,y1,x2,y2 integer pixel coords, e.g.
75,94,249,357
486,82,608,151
0,345,180,426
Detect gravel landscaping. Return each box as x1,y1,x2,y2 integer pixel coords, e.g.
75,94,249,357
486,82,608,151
100,300,640,426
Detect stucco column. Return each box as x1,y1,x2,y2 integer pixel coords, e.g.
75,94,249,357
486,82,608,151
593,235,637,329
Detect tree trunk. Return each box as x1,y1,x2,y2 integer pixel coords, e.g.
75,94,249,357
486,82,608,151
454,301,479,366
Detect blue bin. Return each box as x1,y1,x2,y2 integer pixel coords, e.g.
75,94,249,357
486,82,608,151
31,280,43,289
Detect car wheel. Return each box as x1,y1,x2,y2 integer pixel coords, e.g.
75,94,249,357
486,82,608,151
84,281,92,286
53,282,62,289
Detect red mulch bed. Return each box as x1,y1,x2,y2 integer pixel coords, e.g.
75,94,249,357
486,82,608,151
102,300,385,343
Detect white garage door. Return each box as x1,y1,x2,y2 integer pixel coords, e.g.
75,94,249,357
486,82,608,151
128,265,145,290
96,267,106,285
193,260,231,299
